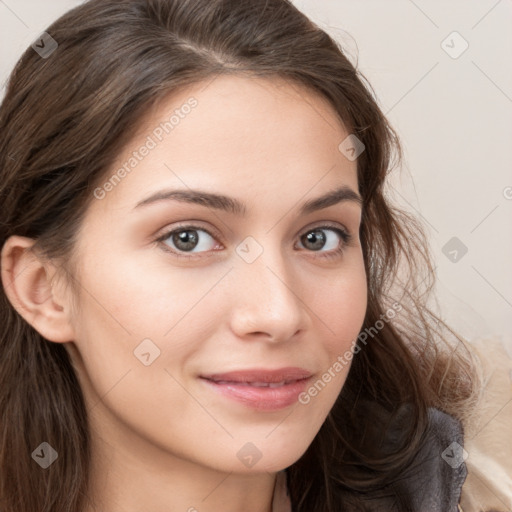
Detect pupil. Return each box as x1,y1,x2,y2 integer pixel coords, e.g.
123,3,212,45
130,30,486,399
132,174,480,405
174,230,198,251
305,230,325,250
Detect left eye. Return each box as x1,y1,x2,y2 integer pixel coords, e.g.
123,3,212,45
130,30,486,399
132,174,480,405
156,224,351,260
159,226,219,255
297,227,348,252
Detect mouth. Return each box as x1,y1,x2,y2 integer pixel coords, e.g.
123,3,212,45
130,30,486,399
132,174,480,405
204,380,301,387
200,367,312,383
199,367,312,411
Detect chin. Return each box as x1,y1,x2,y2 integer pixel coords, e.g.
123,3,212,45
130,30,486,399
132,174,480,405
227,437,313,475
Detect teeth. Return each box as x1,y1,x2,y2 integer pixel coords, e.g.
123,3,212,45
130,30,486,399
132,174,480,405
212,380,290,387
268,381,287,388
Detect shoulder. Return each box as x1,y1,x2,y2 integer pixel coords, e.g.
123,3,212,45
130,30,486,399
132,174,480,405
358,403,468,512
407,406,467,511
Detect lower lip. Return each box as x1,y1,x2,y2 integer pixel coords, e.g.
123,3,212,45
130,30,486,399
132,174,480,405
200,377,311,411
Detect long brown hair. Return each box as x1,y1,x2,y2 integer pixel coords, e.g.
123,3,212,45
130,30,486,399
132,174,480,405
0,1,481,510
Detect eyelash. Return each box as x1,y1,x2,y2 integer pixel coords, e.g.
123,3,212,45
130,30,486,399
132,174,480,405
155,222,352,261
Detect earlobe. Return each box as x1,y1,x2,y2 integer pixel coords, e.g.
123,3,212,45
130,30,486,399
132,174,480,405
0,235,75,343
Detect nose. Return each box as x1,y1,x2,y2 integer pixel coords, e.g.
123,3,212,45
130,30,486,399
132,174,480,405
228,241,309,343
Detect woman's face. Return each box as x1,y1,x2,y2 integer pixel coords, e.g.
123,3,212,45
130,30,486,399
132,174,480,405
64,75,367,474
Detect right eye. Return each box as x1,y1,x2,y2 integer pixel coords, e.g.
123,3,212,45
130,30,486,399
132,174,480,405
155,224,221,259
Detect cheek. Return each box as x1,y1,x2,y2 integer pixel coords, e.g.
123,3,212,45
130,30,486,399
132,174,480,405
68,250,225,391
314,260,368,352
72,245,209,337
294,259,367,406
67,262,211,443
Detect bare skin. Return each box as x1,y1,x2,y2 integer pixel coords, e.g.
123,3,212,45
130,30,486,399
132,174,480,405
1,74,367,512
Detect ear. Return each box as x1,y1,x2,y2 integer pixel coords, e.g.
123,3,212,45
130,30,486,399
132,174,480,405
1,235,75,343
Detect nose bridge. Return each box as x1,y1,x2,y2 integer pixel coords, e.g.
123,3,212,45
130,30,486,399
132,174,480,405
230,232,306,339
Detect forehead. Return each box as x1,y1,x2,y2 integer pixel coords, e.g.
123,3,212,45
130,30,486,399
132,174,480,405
92,74,359,215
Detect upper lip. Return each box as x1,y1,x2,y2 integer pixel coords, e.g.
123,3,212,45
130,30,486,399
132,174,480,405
200,367,312,384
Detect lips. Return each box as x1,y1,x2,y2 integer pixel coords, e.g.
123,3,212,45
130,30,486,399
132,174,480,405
199,367,313,411
208,381,292,388
200,367,312,384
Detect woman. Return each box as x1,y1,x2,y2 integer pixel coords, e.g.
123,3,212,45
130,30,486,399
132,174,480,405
0,0,483,511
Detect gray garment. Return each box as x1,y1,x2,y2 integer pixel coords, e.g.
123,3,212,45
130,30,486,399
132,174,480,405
358,406,467,511
278,404,467,511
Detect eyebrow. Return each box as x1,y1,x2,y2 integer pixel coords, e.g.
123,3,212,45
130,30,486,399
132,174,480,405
133,185,362,216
